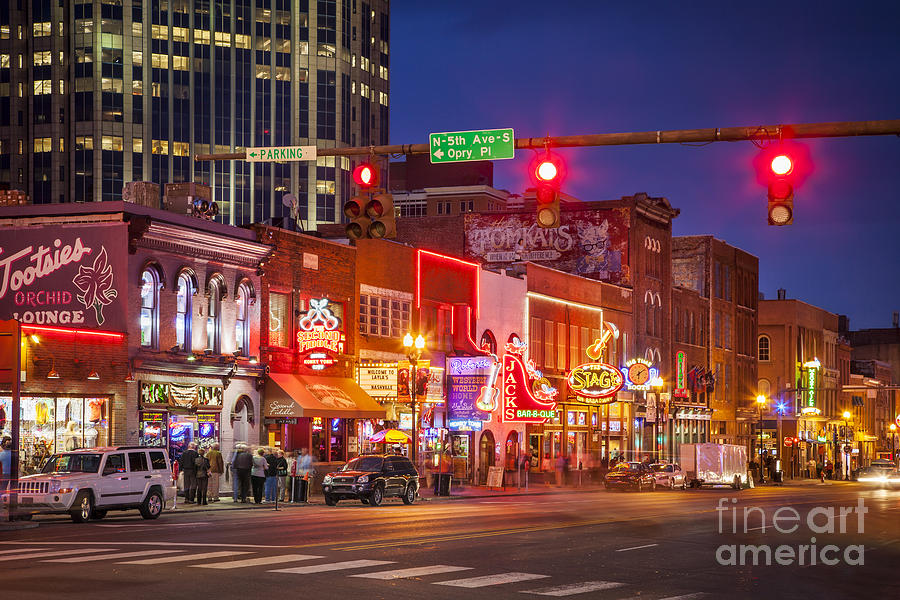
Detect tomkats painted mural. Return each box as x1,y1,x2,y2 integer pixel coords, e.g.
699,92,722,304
0,223,127,331
464,208,630,284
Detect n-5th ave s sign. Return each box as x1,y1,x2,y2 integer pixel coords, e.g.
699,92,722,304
430,128,515,164
245,146,317,162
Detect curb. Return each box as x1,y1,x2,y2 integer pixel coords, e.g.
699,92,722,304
0,521,40,531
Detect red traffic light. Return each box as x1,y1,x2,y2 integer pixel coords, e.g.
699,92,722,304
353,163,377,188
770,154,793,176
536,160,559,183
530,152,565,189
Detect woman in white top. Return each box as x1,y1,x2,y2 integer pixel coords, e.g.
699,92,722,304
251,448,268,504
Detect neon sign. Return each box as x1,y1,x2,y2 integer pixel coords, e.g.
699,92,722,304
296,298,345,354
501,336,557,423
674,351,689,398
568,328,624,404
302,352,337,370
622,358,658,392
803,358,820,413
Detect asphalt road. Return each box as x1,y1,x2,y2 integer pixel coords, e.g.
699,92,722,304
2,482,897,599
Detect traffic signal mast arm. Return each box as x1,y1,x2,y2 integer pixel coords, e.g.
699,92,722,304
194,119,900,161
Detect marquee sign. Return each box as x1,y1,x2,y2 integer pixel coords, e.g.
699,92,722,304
622,358,658,392
139,382,224,408
501,336,557,423
297,298,345,355
568,326,623,404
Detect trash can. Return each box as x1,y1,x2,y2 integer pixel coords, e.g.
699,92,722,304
773,470,784,484
433,473,452,496
292,477,309,502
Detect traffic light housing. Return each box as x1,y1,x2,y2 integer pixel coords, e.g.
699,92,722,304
343,196,370,240
365,193,396,239
767,155,794,226
753,140,811,227
353,162,378,189
530,152,565,229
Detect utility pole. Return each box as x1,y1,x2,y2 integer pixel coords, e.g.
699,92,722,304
195,119,900,162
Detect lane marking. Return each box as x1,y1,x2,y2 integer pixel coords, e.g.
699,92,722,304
350,565,473,579
615,544,658,552
0,548,49,556
271,559,394,574
522,581,626,596
43,550,183,563
95,522,212,528
658,594,706,600
0,541,290,549
435,572,549,588
746,526,766,531
119,551,249,565
0,548,116,562
195,554,323,569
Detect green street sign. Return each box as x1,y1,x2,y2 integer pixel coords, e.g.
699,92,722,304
245,145,317,162
429,128,515,164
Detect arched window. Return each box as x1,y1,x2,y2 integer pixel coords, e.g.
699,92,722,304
207,278,223,353
480,329,497,354
140,269,160,348
235,283,250,356
175,272,194,351
758,335,771,361
758,379,771,399
645,294,653,336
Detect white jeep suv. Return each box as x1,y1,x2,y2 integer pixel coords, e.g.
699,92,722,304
9,446,176,523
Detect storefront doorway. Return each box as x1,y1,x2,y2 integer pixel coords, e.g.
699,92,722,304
478,430,496,484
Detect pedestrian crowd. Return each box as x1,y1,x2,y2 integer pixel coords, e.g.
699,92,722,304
176,443,314,505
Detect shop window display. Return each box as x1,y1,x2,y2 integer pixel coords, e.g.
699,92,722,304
1,396,109,474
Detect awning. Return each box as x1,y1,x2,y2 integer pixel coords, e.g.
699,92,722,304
265,373,386,419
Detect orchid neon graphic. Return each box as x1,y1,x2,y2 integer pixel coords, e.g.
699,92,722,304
72,246,118,326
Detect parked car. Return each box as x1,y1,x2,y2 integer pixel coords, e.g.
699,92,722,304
604,461,656,492
322,454,419,506
2,446,176,523
650,463,686,489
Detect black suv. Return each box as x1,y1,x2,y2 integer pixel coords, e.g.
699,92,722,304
322,454,419,506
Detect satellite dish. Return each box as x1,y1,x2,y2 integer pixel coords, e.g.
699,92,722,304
282,193,298,208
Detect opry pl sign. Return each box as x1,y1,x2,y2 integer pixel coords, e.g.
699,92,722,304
0,224,127,332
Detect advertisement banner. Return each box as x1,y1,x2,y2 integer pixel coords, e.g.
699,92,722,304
464,208,630,284
397,359,432,402
447,356,494,423
0,223,128,331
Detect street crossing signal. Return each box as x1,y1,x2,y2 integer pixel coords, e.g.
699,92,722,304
530,152,565,229
365,193,397,239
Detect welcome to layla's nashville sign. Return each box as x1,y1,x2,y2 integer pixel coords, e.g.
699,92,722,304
0,223,127,331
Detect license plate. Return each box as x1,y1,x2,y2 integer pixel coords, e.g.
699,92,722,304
21,497,33,505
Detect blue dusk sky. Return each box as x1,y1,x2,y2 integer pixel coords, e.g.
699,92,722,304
389,1,900,330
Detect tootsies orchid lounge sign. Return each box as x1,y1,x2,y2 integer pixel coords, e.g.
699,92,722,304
0,223,127,332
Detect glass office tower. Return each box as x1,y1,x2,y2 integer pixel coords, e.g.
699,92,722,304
0,0,389,228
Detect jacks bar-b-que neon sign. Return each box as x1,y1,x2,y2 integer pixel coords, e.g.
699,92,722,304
501,336,557,423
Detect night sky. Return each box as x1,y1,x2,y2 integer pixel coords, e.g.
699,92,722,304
389,1,900,330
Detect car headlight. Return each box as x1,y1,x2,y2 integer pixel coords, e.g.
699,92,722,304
323,475,333,484
357,475,369,483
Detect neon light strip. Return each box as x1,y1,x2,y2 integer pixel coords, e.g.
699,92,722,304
21,325,125,340
416,249,480,318
526,291,605,315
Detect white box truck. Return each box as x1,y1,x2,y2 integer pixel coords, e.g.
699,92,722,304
680,443,749,489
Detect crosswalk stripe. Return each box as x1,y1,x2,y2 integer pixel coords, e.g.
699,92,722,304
350,565,473,580
435,572,550,588
0,549,116,562
0,548,49,556
270,559,394,574
195,554,323,569
43,550,183,563
522,581,626,596
119,551,250,565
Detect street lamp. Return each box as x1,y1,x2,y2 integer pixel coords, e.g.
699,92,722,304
756,395,767,482
890,423,898,464
841,410,852,480
403,332,426,466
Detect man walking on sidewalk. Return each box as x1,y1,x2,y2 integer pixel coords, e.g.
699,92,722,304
207,443,224,502
232,444,253,503
180,442,199,503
